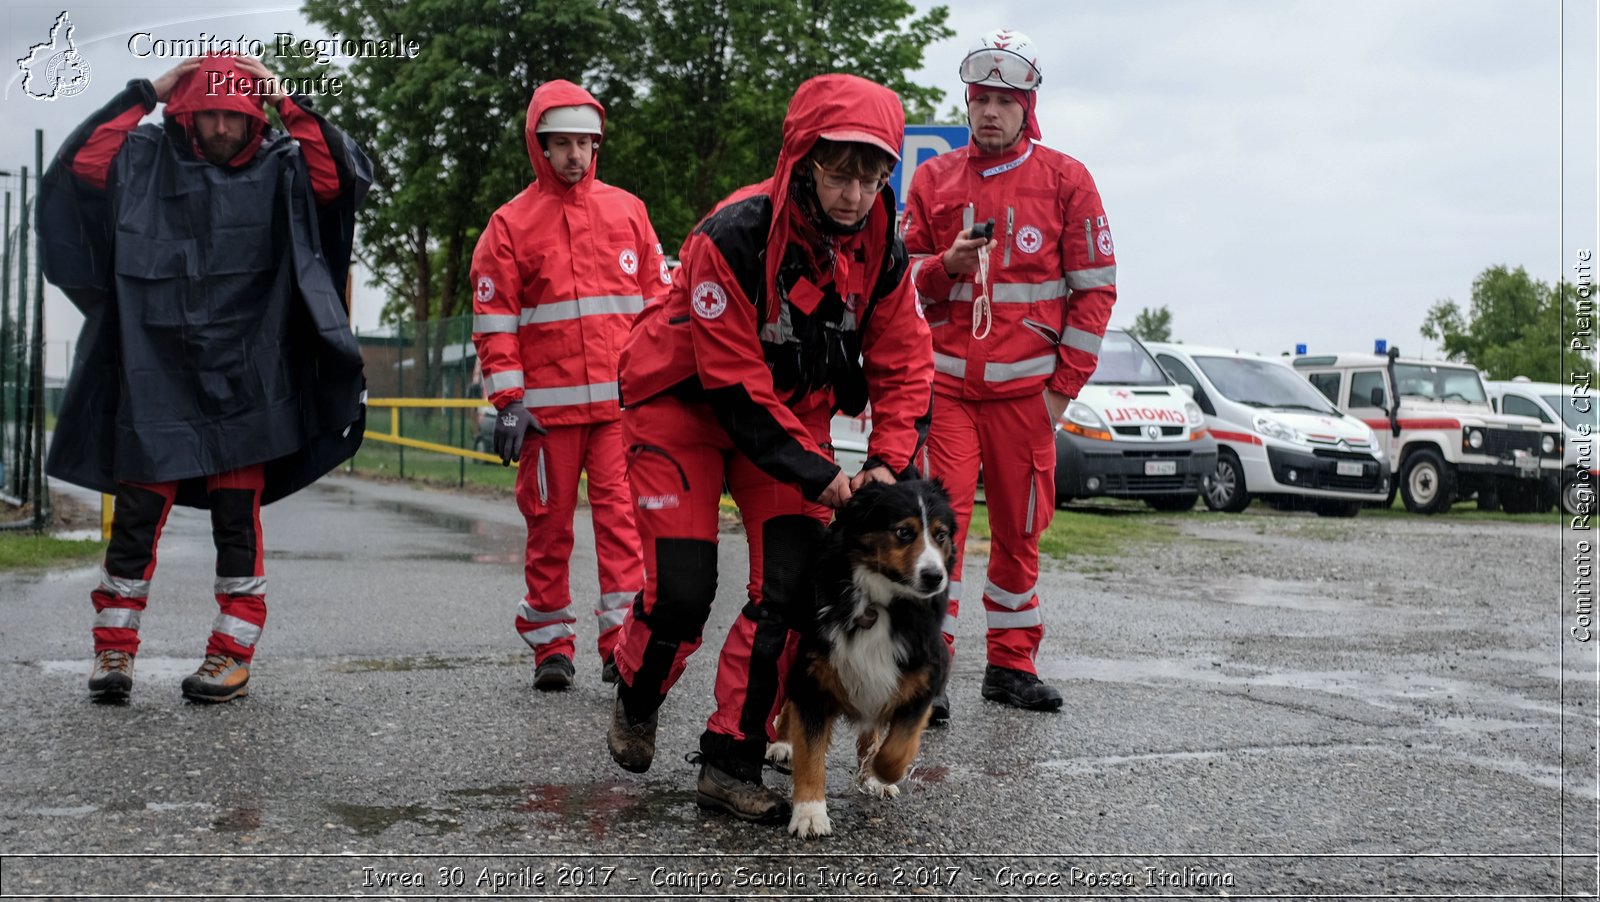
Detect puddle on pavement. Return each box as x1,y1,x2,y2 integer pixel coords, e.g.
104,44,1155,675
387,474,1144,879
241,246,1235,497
1215,577,1359,613
27,805,98,817
445,781,695,840
326,802,463,836
36,656,202,680
335,653,522,673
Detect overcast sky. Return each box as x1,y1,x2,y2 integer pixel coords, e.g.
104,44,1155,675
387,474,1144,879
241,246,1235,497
2,1,1596,376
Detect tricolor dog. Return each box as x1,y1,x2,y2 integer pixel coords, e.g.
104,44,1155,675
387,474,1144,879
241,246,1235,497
771,479,955,838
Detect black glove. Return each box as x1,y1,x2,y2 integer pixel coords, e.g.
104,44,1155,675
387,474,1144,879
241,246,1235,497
493,400,545,465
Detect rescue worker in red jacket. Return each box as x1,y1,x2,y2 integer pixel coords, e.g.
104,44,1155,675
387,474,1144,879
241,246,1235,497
471,81,669,691
903,28,1118,718
604,74,934,823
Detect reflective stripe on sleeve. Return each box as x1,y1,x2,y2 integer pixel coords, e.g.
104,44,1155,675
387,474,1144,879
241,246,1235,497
523,382,620,408
983,356,1055,383
1062,327,1103,354
1064,265,1117,290
986,607,1044,630
934,353,967,378
522,294,644,325
984,579,1037,611
98,569,150,599
215,576,266,597
474,314,519,334
212,614,263,648
94,607,142,630
483,370,526,393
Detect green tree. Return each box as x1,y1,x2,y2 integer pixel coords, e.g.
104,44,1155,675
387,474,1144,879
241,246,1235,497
1129,305,1173,342
601,0,952,248
1420,265,1592,382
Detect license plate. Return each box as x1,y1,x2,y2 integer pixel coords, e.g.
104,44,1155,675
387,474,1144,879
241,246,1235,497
1336,461,1365,477
1145,460,1177,476
1514,449,1538,476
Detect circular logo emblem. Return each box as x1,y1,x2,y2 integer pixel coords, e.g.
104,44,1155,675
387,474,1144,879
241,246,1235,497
1145,424,1161,440
1016,225,1043,254
1097,229,1115,258
619,248,639,275
659,259,673,285
691,281,728,320
475,275,495,303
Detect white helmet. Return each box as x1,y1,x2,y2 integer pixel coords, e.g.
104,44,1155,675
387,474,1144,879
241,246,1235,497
535,104,603,136
959,28,1042,92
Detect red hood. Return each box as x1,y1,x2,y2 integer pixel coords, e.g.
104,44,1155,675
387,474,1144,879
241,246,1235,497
524,80,606,192
759,74,904,304
163,54,269,166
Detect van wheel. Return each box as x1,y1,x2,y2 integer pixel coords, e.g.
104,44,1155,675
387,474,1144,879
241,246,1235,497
1202,450,1250,513
1564,478,1593,516
1399,449,1455,514
1311,500,1361,518
1146,493,1198,512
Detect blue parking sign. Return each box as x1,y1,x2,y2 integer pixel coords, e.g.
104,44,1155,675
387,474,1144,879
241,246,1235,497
890,125,970,212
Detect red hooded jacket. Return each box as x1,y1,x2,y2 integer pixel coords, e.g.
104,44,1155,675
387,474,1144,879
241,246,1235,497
471,81,670,426
618,74,934,499
902,131,1117,402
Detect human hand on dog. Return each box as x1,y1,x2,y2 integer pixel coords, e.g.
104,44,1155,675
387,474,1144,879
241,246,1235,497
818,470,853,509
849,464,896,491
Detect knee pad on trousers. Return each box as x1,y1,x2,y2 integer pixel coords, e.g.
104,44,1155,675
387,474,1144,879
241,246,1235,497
758,515,826,629
209,488,260,577
641,538,719,642
105,485,172,578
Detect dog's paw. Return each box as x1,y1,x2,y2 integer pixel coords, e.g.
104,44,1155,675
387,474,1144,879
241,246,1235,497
765,741,793,768
859,775,900,800
787,801,833,838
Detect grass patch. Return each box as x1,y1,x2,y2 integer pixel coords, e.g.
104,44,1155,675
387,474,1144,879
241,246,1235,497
0,532,105,571
1358,496,1566,524
967,501,1172,561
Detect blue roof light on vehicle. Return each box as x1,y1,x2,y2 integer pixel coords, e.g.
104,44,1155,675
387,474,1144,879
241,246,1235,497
1374,339,1388,354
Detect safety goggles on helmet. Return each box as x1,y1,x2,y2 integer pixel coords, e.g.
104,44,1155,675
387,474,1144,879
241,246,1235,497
959,46,1042,91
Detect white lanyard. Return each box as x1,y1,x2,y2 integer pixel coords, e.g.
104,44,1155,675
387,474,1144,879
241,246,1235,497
978,142,1033,179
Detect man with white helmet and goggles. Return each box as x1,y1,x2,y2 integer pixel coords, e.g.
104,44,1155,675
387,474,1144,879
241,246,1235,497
902,28,1119,720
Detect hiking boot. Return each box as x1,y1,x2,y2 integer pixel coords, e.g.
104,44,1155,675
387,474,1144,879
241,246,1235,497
600,655,619,685
695,754,791,823
180,654,250,704
88,650,134,702
928,690,950,725
980,664,1063,712
606,692,657,773
533,654,574,691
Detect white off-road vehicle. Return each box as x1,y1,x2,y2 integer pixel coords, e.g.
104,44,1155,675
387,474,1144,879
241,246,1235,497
1291,350,1554,514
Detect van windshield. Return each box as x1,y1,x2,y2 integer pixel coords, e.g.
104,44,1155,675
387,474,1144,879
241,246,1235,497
1544,393,1598,433
1193,356,1340,413
1087,331,1169,386
1392,363,1487,403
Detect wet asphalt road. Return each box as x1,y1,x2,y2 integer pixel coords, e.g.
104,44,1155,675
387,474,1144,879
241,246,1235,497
0,473,1593,900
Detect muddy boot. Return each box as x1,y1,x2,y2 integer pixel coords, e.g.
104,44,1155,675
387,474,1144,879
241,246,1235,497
600,655,619,685
928,690,950,725
980,664,1063,712
534,654,574,691
606,687,658,773
694,733,790,823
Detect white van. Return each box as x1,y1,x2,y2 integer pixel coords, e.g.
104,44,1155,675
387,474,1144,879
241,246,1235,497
1146,343,1390,517
1486,379,1594,514
1054,329,1218,511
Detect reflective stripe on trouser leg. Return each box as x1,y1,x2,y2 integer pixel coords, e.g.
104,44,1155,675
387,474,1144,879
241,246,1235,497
924,394,983,658
705,414,831,744
975,395,1055,671
514,426,582,663
206,466,267,662
613,397,727,721
585,420,645,662
92,480,178,656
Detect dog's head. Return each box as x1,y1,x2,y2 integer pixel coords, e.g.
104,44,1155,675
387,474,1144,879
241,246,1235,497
837,479,957,601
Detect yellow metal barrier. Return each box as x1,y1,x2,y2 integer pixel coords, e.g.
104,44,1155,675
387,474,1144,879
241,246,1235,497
363,397,508,466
